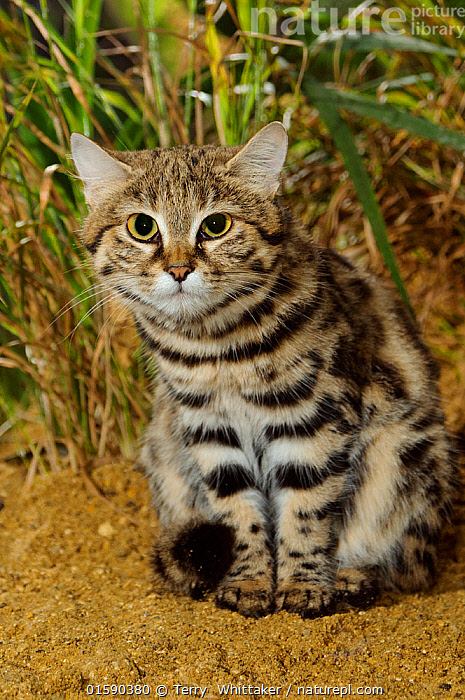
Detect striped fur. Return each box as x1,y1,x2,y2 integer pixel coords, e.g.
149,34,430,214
71,124,457,618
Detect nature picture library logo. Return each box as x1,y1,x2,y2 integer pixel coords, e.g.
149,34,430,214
251,1,465,39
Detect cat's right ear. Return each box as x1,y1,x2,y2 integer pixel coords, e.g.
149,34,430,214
70,133,131,208
225,122,288,197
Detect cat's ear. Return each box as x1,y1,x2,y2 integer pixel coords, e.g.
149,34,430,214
225,122,288,197
70,133,132,207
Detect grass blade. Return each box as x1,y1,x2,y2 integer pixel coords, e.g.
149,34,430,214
0,81,36,167
316,31,459,56
304,79,413,315
304,82,465,152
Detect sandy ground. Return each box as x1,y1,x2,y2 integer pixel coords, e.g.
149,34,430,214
0,455,464,700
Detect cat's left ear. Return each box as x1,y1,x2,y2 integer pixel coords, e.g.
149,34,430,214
225,122,288,197
70,133,132,208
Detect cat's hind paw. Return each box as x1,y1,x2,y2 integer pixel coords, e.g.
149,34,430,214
334,567,379,610
152,520,235,599
215,579,273,618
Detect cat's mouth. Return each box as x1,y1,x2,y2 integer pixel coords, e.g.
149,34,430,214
116,271,220,321
140,271,213,319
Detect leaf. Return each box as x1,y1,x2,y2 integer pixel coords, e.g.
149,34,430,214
303,80,465,152
361,72,435,91
315,31,459,56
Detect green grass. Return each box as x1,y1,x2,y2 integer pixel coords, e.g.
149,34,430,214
1,0,464,467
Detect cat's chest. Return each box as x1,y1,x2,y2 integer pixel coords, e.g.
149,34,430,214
160,349,277,396
169,353,328,440
158,335,335,423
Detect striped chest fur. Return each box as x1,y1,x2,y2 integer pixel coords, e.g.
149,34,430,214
71,123,457,618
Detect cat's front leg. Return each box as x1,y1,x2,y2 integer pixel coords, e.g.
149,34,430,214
273,482,343,617
267,440,353,618
199,459,275,618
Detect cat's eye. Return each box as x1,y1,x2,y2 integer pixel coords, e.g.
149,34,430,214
127,213,159,241
200,213,232,239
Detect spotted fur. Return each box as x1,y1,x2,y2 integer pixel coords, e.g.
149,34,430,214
71,123,457,618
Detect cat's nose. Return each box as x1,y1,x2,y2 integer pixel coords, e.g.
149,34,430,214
167,265,194,283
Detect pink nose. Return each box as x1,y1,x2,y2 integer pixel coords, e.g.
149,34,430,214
167,265,194,283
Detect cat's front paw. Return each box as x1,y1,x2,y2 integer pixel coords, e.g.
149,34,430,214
275,582,335,618
215,579,273,617
152,520,235,599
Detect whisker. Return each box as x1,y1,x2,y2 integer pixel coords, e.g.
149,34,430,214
41,284,115,340
63,291,122,344
98,299,131,345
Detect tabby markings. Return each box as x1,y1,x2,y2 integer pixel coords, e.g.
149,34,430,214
243,372,319,407
135,296,323,366
85,224,115,254
204,464,256,497
184,425,241,449
274,447,351,490
264,394,351,441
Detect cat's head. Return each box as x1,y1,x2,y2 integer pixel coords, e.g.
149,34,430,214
71,123,288,324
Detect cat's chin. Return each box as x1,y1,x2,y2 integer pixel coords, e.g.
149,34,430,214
152,291,211,321
147,271,213,321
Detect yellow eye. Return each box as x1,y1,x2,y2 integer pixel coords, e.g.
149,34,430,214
200,213,232,239
127,213,159,241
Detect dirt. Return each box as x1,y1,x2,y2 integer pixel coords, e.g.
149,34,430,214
0,451,464,700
